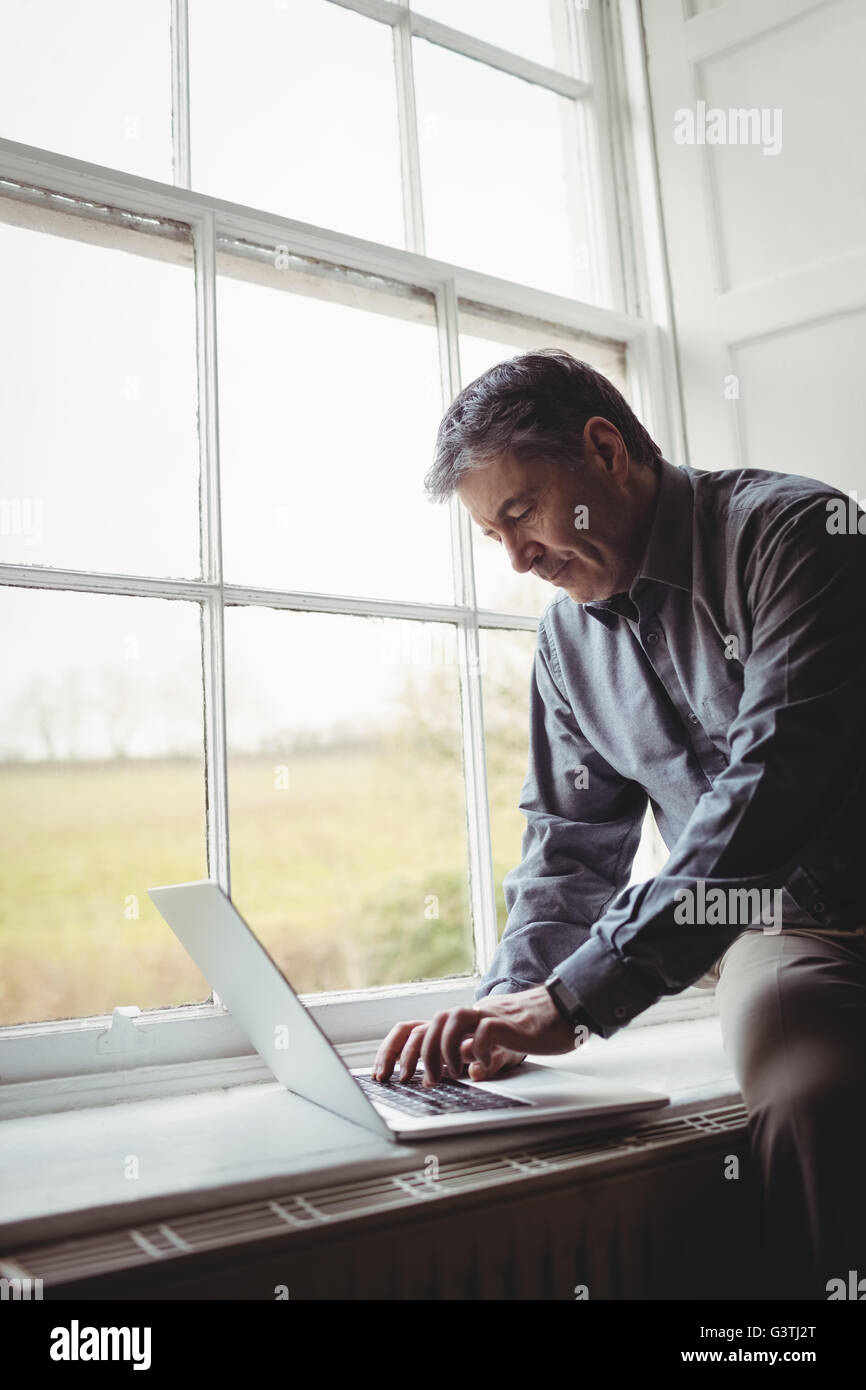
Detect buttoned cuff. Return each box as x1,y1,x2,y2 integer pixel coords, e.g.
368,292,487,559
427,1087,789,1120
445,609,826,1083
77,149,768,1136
553,933,660,1039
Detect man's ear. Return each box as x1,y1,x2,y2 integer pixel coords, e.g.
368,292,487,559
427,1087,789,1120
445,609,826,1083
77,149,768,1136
583,416,627,474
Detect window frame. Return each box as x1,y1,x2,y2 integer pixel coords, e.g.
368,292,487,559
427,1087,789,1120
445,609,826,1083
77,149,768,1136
0,0,711,1089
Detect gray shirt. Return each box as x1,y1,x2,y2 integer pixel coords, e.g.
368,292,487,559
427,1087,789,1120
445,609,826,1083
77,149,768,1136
476,454,866,1038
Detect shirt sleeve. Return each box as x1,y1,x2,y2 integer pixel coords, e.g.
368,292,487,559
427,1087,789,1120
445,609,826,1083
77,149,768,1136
553,493,866,1038
475,615,649,1021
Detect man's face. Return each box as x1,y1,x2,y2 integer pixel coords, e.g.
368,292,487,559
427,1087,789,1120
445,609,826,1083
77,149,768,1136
456,420,659,604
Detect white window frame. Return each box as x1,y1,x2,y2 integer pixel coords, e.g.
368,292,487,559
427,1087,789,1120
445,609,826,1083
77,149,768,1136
0,0,714,1091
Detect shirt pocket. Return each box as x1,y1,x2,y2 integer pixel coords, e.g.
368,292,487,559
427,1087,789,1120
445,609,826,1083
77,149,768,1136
700,676,744,742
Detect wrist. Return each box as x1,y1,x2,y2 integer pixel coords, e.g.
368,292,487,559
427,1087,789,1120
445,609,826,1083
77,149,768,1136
544,971,595,1037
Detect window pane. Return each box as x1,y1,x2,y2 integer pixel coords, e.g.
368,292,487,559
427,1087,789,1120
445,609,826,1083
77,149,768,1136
0,589,209,1026
225,607,473,991
412,0,575,72
216,248,452,602
189,0,404,245
482,627,537,940
0,196,200,578
0,0,172,180
458,304,627,618
483,629,669,944
414,39,598,300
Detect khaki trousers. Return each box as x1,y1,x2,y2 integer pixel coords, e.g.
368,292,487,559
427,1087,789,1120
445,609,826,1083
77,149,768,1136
711,926,866,1299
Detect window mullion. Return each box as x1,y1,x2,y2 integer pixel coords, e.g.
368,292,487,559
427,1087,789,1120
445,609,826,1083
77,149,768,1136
408,11,591,100
581,0,628,316
392,1,426,255
170,0,192,189
195,210,230,898
437,278,500,977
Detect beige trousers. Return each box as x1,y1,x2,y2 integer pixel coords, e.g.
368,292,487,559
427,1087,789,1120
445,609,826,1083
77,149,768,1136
710,926,866,1299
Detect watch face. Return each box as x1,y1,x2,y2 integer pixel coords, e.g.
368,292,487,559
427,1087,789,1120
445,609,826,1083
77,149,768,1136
552,975,570,1004
547,977,575,1022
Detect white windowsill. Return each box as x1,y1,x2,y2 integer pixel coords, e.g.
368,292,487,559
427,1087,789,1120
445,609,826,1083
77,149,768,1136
0,1015,742,1251
0,978,719,1087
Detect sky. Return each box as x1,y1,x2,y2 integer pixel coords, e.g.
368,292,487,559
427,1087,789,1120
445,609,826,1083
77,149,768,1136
0,0,627,760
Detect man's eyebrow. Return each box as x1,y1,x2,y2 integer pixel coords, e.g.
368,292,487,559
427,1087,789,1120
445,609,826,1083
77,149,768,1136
478,492,536,536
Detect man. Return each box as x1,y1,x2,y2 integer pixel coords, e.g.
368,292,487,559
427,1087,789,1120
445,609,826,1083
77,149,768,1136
373,349,866,1299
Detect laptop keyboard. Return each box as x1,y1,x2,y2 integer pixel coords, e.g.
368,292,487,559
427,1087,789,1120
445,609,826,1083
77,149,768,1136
356,1072,531,1116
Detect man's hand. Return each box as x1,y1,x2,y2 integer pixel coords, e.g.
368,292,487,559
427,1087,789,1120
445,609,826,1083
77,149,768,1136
372,985,580,1087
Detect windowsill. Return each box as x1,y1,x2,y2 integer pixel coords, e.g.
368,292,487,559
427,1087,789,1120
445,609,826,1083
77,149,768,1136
0,1015,741,1250
0,981,717,1086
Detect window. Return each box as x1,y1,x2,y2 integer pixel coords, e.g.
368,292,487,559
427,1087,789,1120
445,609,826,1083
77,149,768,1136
0,0,692,1084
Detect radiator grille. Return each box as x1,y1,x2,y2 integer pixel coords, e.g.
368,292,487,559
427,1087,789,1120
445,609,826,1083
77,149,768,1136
2,1101,748,1289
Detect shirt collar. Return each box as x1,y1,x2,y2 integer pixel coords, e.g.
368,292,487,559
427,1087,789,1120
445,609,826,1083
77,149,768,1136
582,455,693,627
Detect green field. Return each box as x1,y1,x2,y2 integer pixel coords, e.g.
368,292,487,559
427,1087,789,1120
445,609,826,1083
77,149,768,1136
0,742,527,1026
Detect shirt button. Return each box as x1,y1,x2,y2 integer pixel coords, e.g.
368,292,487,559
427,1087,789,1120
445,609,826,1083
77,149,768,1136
812,901,826,916
688,712,699,725
645,631,659,644
614,1005,627,1019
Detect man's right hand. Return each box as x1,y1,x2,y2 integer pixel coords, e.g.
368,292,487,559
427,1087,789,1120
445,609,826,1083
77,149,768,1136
372,1018,526,1085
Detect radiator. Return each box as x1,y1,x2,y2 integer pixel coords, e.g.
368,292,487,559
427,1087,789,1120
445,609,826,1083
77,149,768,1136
2,1101,764,1300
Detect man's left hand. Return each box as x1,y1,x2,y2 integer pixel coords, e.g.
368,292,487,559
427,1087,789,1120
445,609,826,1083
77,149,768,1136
378,985,581,1087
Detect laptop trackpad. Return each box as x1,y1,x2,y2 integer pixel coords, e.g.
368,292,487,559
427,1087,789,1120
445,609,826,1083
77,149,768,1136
480,1061,656,1109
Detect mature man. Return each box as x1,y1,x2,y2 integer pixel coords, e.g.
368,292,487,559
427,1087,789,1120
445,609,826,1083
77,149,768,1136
373,349,866,1299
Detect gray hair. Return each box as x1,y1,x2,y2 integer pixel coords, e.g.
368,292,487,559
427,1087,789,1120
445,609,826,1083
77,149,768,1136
424,349,662,502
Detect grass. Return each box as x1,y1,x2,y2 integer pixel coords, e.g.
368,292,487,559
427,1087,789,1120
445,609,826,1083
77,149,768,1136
0,743,526,1026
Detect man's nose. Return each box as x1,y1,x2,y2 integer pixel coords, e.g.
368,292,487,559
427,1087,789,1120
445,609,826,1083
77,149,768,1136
505,537,543,575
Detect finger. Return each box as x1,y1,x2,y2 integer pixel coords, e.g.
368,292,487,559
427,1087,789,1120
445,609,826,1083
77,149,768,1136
471,1017,524,1069
467,1044,525,1081
397,1023,430,1081
418,1009,450,1087
420,1007,480,1087
441,1008,483,1079
373,1021,427,1081
459,1035,500,1071
373,1021,422,1080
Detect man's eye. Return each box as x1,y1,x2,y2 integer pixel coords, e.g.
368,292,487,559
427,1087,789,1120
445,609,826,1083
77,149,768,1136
482,506,533,542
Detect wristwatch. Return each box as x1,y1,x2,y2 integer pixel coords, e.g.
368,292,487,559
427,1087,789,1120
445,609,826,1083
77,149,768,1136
544,971,595,1036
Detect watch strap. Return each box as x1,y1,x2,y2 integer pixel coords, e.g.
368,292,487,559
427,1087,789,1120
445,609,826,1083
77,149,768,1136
545,971,594,1034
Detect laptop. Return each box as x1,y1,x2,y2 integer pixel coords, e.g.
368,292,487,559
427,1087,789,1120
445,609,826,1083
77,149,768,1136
148,880,669,1142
